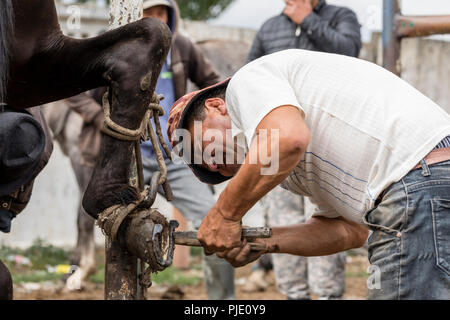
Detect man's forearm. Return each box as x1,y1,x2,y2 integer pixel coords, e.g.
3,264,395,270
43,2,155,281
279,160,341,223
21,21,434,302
216,216,369,268
217,137,305,221
216,106,309,221
265,216,369,256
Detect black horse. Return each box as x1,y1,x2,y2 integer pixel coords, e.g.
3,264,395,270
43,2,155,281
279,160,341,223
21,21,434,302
0,0,171,299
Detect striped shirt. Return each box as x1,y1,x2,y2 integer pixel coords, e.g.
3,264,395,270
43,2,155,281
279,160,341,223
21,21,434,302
226,50,450,224
435,136,450,149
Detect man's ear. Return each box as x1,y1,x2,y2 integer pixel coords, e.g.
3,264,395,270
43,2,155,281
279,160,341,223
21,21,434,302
205,98,227,115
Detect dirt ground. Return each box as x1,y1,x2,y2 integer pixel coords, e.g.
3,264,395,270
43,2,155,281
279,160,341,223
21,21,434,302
13,255,370,300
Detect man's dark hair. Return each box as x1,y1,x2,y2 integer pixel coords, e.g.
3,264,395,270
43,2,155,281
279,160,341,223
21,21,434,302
182,86,226,129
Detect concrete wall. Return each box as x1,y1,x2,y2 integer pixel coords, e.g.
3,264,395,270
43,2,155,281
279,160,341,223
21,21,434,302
56,3,109,38
2,21,450,248
401,38,450,113
358,32,450,114
0,144,93,248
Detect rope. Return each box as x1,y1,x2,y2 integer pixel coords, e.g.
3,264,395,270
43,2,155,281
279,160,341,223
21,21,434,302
102,92,150,140
100,90,173,195
98,89,175,295
97,91,172,239
97,188,149,241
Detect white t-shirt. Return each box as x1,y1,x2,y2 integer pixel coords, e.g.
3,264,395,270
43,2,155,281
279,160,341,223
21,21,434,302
226,49,450,223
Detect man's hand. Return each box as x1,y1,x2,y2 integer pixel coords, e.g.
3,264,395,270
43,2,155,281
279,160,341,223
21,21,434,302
283,0,313,25
216,240,266,268
197,204,243,253
197,105,308,254
213,217,369,267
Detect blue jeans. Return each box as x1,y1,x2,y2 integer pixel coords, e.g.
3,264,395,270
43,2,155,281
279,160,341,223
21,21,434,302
364,160,450,300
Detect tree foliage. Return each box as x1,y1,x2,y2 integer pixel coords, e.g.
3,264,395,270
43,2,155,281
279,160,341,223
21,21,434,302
70,0,235,20
177,0,235,20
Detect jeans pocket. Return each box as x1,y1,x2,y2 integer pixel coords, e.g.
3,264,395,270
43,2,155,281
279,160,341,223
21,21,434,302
431,198,450,276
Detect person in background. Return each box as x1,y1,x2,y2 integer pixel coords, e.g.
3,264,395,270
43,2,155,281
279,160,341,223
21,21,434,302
0,105,53,299
245,0,362,300
139,0,235,299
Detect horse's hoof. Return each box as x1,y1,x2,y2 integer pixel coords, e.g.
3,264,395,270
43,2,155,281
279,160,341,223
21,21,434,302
65,269,84,292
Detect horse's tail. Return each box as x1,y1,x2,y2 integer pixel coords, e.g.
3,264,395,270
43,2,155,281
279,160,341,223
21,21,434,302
0,0,14,103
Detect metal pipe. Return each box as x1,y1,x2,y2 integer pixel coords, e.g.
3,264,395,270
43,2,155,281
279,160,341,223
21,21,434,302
382,0,402,76
395,15,450,38
174,227,272,251
383,0,450,76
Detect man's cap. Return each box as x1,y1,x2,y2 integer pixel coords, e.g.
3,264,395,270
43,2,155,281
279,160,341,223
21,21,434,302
167,78,232,185
0,109,45,196
143,0,173,10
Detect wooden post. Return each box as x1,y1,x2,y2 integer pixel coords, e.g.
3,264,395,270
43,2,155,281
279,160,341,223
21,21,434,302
105,0,143,301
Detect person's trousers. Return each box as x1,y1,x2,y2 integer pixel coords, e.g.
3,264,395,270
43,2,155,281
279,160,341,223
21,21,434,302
142,157,235,299
364,160,450,299
262,186,346,300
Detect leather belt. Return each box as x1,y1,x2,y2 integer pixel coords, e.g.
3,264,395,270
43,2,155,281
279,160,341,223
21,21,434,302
412,147,450,170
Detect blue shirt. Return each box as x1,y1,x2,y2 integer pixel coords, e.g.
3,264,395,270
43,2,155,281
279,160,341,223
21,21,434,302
140,59,175,159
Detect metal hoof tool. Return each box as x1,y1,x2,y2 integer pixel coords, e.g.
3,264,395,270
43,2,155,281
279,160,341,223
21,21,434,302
125,213,271,274
125,209,178,272
152,220,179,269
140,171,173,209
173,227,272,251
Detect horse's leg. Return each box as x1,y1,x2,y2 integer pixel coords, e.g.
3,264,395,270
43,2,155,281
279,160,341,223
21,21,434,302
77,207,96,276
10,9,171,214
10,16,171,216
66,165,97,291
65,207,96,291
0,260,13,300
8,17,171,109
81,20,171,218
46,106,97,291
64,114,87,267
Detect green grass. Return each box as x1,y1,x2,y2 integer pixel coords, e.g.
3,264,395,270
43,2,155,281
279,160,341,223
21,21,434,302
152,265,202,286
88,247,204,286
20,239,71,270
2,240,203,286
90,268,105,284
345,271,369,278
0,238,71,271
89,249,106,284
12,271,63,283
190,246,203,257
0,239,72,283
89,264,203,286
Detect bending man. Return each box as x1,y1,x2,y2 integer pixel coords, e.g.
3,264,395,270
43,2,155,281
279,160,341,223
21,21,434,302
166,49,450,300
